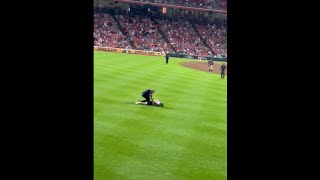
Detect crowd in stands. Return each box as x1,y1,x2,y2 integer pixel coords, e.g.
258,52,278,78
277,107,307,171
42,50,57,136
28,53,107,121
115,14,173,52
194,23,227,54
131,0,227,10
155,18,211,56
94,12,227,56
94,13,130,49
215,0,227,11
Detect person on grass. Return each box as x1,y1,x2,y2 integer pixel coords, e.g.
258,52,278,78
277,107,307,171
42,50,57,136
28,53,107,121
140,89,155,105
135,99,164,107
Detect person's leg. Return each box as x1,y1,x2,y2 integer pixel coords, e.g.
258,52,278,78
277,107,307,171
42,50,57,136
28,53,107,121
144,97,150,102
141,94,150,102
136,102,147,105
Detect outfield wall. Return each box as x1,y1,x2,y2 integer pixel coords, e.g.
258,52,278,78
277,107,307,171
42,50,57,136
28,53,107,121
94,46,227,61
94,46,162,56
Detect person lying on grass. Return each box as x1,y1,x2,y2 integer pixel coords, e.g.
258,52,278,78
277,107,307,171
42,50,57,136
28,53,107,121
135,99,164,107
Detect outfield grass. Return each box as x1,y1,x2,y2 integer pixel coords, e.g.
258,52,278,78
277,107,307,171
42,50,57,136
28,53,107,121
94,51,227,180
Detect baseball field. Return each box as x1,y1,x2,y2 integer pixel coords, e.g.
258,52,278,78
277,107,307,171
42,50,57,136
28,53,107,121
94,51,227,180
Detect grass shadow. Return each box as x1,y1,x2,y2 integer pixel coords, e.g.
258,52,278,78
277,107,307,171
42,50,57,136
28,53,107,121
122,101,173,109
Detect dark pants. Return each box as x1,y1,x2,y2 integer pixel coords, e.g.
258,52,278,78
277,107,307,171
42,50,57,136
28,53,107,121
166,58,169,64
141,94,151,104
221,71,225,79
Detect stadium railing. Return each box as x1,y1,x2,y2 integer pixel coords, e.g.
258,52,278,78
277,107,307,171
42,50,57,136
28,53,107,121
94,46,163,56
94,46,227,61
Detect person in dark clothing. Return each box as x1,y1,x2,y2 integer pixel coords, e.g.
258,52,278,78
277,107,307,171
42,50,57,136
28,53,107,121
140,89,155,105
165,52,169,64
220,63,227,79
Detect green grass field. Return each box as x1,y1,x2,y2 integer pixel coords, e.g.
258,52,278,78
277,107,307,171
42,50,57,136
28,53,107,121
94,51,227,180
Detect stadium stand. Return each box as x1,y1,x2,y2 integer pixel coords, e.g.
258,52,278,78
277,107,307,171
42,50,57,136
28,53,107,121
115,14,174,52
130,0,226,10
94,13,131,49
94,0,227,57
94,11,226,56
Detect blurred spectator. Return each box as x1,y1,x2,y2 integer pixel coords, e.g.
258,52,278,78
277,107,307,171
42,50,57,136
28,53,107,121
129,0,226,10
94,13,130,48
94,12,227,56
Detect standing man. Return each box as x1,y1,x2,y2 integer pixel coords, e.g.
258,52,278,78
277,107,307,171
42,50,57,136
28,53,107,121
198,54,201,61
208,60,214,73
165,51,169,64
220,63,227,79
140,89,155,105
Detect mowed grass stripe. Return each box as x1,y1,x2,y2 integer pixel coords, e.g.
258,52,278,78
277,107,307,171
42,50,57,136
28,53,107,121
102,65,209,177
95,58,187,98
139,70,226,177
154,70,226,179
94,53,226,179
94,51,227,180
94,58,225,134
